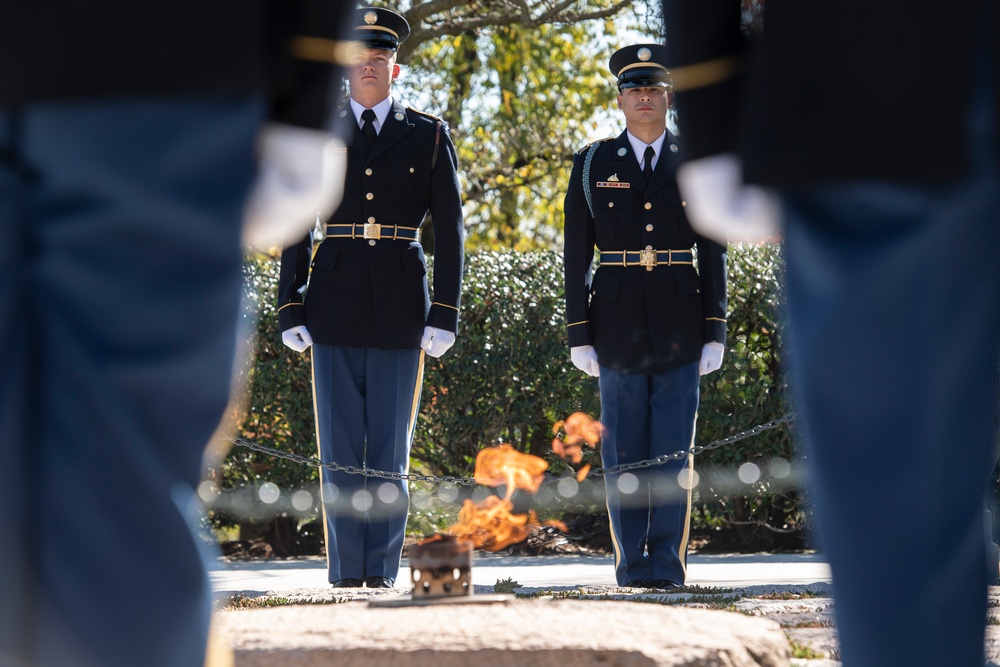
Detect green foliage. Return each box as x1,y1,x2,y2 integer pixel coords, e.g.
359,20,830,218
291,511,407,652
396,4,650,251
207,255,319,529
694,243,803,543
219,246,804,546
494,577,521,594
415,250,601,477
456,24,615,250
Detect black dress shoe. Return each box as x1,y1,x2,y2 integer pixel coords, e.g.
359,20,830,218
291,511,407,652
625,579,652,588
651,579,682,592
331,578,364,588
365,576,394,589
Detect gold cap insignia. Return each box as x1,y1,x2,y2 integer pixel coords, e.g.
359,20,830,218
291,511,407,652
637,47,652,62
364,11,378,25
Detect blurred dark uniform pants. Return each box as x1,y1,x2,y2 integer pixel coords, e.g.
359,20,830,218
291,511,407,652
0,99,260,666
312,345,422,583
599,362,698,586
781,42,999,667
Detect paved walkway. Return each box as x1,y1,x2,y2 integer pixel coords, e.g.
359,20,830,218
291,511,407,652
209,551,832,594
211,552,838,666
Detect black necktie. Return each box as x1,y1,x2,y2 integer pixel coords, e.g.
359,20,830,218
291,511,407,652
361,108,377,148
642,145,655,183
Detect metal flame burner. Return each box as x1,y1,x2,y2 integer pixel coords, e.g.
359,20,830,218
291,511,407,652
369,535,513,607
410,535,473,598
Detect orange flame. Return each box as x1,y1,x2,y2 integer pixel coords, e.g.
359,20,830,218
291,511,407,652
450,496,539,551
551,412,602,479
473,443,548,498
446,444,550,551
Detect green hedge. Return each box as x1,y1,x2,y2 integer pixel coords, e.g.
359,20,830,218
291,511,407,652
414,251,600,476
216,246,803,547
693,244,804,548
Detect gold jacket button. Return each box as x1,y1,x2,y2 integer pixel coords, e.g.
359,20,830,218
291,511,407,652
608,202,614,208
682,200,687,207
409,167,415,173
644,202,652,210
368,239,376,246
645,224,653,231
366,193,374,200
368,216,376,223
365,168,373,176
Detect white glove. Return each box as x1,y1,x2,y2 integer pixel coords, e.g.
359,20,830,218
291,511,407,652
420,326,456,358
281,325,313,353
570,345,600,377
242,123,347,251
699,342,725,375
676,153,782,244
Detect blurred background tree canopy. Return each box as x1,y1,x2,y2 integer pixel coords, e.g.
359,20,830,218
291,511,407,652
365,0,666,251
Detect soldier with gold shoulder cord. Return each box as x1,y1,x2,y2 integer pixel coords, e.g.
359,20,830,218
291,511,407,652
563,44,727,591
277,5,465,590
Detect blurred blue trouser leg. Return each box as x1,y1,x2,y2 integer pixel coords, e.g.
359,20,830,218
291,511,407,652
0,98,260,667
599,363,698,586
781,56,999,666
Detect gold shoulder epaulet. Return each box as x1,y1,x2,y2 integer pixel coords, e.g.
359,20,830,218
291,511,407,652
575,136,614,156
407,107,446,123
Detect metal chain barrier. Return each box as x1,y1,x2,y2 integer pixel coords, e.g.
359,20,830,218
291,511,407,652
590,412,797,477
229,436,478,486
229,412,797,486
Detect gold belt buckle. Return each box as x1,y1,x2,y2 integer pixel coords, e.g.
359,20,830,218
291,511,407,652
363,223,382,240
639,246,657,272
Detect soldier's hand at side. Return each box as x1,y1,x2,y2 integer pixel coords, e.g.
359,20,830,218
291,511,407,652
281,325,313,353
699,342,725,375
421,326,456,358
677,153,782,244
570,345,600,377
242,123,347,251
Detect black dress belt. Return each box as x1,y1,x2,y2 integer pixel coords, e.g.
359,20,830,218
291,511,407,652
599,248,694,271
326,223,419,241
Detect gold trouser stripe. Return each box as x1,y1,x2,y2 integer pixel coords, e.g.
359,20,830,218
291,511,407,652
668,55,742,92
705,317,726,322
676,451,695,581
309,350,331,568
405,351,426,464
433,301,459,312
203,617,234,667
605,487,624,574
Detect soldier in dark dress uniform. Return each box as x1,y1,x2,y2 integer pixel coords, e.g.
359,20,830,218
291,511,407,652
563,44,728,590
278,5,465,590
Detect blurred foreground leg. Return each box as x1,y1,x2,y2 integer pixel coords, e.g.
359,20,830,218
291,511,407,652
1,98,259,667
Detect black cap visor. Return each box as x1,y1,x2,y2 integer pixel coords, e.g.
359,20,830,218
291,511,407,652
617,65,670,90
354,27,399,51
